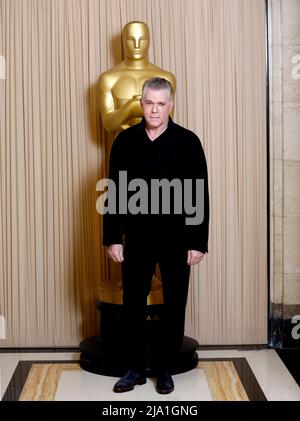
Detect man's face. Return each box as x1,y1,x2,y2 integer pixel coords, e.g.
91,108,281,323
123,23,149,60
141,88,174,130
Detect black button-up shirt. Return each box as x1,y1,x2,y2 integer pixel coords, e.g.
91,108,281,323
102,117,209,253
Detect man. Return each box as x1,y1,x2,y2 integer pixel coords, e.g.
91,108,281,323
103,77,209,394
99,21,176,304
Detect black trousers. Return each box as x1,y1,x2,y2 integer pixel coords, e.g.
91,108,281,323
121,232,191,371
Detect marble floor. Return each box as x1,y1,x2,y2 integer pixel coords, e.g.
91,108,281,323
0,349,300,401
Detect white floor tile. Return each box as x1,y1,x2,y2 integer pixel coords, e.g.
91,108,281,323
19,352,80,361
55,368,213,401
0,354,19,376
1,374,13,399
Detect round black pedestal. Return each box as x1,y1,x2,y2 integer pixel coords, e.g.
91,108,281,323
79,301,199,377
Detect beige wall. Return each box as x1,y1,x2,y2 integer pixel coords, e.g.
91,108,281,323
269,0,300,320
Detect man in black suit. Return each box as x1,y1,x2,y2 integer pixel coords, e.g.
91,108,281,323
103,77,209,394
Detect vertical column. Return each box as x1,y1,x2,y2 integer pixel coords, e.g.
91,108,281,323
269,0,300,346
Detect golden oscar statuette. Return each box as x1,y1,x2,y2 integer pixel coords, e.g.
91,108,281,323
98,21,176,305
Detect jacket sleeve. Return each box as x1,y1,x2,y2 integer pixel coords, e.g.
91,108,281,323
102,135,124,246
183,132,210,253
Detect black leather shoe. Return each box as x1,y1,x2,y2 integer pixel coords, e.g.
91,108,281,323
156,370,174,394
113,370,146,393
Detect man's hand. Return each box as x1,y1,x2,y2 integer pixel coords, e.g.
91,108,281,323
107,244,124,263
187,250,205,265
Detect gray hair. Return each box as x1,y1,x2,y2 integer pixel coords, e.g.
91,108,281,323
141,77,174,99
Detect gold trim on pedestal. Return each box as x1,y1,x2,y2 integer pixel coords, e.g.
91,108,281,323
97,275,163,305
